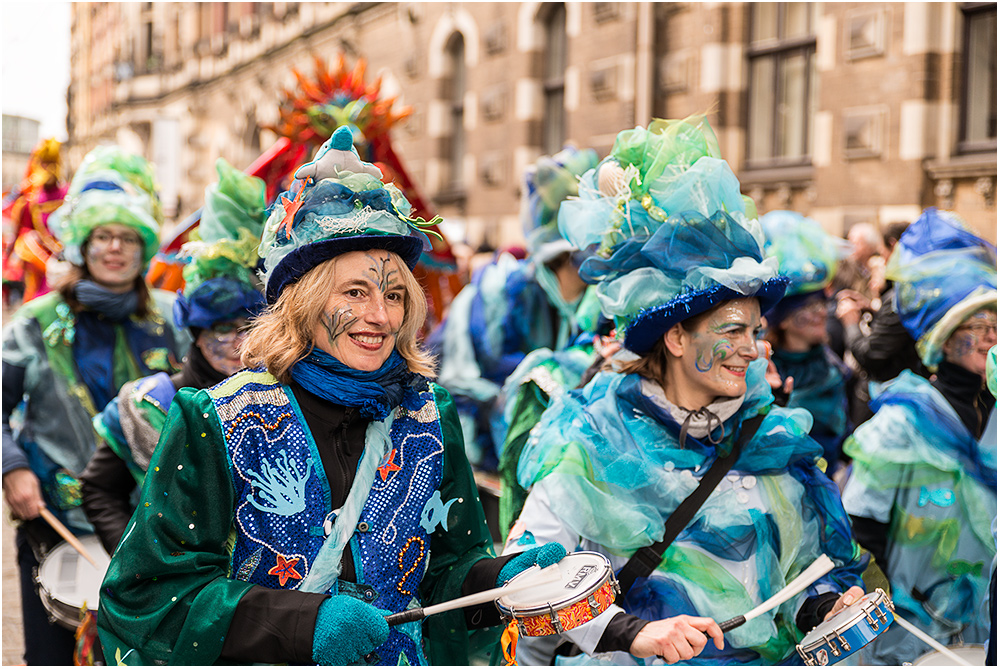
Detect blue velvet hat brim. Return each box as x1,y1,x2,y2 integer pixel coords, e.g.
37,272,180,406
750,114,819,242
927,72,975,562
174,277,265,330
266,234,425,303
623,276,790,354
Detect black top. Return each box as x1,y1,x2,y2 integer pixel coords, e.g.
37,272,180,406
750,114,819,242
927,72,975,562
844,287,926,383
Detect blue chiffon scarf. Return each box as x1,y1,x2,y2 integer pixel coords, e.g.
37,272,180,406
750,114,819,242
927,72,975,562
289,348,418,420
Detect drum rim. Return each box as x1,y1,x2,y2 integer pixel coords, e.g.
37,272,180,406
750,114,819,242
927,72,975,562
496,550,614,616
798,589,892,649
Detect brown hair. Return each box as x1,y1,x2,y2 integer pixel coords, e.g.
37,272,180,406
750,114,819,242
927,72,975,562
54,263,154,318
241,252,436,382
613,308,716,383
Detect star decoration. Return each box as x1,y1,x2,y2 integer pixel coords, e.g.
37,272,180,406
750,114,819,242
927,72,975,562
278,190,305,239
267,553,303,587
377,448,402,481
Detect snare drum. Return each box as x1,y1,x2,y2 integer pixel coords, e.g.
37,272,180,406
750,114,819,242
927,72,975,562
36,535,111,630
496,551,620,637
911,643,985,665
796,588,894,666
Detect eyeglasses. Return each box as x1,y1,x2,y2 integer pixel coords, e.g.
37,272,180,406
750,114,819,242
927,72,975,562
955,322,998,337
206,321,249,343
89,230,143,249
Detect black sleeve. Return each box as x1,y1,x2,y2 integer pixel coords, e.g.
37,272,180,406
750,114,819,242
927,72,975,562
849,515,890,571
2,361,30,475
594,612,649,653
796,592,840,634
79,442,139,555
846,298,917,382
459,553,518,628
220,585,328,664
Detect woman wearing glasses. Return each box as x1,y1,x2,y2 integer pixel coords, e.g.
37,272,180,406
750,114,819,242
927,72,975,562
1,146,188,665
80,159,266,556
841,208,997,664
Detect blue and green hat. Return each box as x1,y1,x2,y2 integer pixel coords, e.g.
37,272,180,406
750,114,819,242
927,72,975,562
49,146,163,267
760,210,848,325
173,158,267,330
557,115,787,354
521,146,599,263
887,207,997,371
259,126,436,303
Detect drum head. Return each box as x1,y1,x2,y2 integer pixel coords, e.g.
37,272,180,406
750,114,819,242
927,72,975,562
36,535,111,611
498,551,611,610
912,644,986,665
800,591,884,645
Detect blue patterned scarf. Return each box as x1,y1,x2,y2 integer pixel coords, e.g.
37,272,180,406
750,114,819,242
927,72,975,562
290,348,417,420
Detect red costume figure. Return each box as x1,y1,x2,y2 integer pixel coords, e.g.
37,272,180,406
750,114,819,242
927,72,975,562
2,138,68,306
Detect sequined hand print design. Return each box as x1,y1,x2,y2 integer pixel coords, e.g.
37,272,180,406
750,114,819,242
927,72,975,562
246,449,314,515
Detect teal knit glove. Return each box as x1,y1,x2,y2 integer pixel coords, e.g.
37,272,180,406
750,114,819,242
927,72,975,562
497,542,567,587
312,595,390,665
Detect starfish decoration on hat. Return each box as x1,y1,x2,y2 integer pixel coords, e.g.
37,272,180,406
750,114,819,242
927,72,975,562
268,553,303,587
278,187,306,239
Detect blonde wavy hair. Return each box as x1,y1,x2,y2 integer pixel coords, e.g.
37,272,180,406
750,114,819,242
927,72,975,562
241,252,436,382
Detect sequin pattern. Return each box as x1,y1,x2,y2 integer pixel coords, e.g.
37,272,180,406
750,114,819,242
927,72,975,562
213,369,445,666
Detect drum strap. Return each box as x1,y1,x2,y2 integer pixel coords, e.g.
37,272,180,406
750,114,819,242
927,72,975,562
614,413,764,605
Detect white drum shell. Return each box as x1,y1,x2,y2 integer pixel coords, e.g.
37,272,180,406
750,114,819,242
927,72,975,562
911,644,986,665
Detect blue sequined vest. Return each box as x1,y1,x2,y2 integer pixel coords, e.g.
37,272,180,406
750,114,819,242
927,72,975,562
209,369,446,665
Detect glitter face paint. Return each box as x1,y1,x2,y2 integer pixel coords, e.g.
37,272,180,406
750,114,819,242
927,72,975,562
312,250,405,371
675,298,762,408
944,309,997,378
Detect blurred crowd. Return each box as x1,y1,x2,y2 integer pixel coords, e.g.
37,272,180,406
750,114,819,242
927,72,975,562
1,115,995,668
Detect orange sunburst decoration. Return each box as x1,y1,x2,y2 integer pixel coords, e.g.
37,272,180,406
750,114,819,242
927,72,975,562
267,54,412,151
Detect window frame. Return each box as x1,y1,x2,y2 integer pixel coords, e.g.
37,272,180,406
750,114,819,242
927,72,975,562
958,2,997,154
745,3,817,169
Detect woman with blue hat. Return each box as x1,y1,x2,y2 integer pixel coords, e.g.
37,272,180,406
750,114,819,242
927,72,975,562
504,116,867,665
80,158,267,556
760,210,853,475
433,146,601,470
841,208,996,665
96,127,565,666
1,146,187,665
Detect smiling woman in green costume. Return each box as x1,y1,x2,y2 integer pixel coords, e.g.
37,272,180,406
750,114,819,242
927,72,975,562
96,127,566,666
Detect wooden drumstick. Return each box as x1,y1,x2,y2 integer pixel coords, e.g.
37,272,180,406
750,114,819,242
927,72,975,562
385,564,562,626
715,554,835,633
38,507,100,568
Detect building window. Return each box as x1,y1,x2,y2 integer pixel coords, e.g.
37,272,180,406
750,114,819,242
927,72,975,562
447,33,466,190
960,3,997,152
746,3,818,167
542,3,567,155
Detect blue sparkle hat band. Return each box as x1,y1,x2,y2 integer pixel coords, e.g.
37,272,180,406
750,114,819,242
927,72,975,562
623,276,789,354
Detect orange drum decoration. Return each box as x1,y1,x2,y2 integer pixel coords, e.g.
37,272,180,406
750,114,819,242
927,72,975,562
267,54,462,329
496,552,621,637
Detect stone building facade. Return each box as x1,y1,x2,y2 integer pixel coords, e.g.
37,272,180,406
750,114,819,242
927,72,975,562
67,2,997,244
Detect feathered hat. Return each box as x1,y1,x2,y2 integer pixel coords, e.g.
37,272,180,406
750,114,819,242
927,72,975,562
173,158,267,330
887,207,997,371
49,146,163,266
760,210,848,324
557,115,787,354
259,126,437,303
